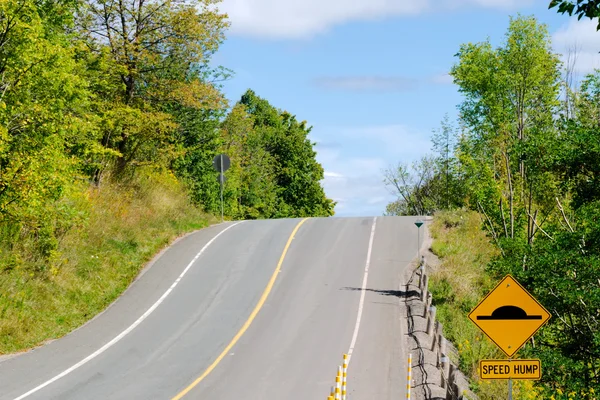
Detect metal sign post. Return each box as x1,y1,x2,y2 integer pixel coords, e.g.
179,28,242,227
469,275,551,399
220,155,224,222
415,219,424,260
212,154,230,223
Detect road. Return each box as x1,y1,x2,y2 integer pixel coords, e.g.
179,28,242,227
0,216,423,400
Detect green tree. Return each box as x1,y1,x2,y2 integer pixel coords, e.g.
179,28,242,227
549,0,600,29
383,156,442,216
450,14,600,396
431,114,466,210
450,15,562,245
238,90,335,217
219,103,278,219
0,0,93,262
75,0,229,179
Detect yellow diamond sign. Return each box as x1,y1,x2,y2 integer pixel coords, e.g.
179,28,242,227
468,275,551,358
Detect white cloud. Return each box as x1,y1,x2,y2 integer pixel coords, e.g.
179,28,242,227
218,0,531,40
553,18,600,76
311,124,431,216
323,171,344,179
312,76,418,91
430,73,454,85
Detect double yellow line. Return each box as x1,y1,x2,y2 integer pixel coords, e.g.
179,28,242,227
171,218,309,400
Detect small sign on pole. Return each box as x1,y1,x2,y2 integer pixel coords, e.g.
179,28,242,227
469,274,551,398
415,219,424,260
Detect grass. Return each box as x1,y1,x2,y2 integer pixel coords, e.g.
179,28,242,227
0,168,217,354
429,209,543,399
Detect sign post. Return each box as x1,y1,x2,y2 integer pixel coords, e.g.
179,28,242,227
414,219,423,262
468,274,550,399
212,154,230,223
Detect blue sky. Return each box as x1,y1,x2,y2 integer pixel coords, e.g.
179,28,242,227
212,0,600,217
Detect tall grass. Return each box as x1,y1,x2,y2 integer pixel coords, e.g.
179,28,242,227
429,209,542,399
0,168,216,354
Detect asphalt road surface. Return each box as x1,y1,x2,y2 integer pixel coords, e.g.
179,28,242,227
0,216,423,400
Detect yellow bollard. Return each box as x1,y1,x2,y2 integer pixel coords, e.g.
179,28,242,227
407,353,412,399
335,366,342,400
342,354,348,400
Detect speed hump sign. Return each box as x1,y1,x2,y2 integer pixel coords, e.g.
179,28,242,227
468,275,550,358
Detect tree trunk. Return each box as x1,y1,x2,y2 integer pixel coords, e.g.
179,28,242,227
504,150,515,239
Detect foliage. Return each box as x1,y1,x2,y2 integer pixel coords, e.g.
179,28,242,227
388,13,600,396
549,0,600,29
74,0,229,178
450,14,562,245
383,156,442,216
0,0,334,355
429,210,539,399
0,170,214,353
237,90,335,218
383,116,465,216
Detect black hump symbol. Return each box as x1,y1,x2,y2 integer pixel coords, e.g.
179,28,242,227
477,305,542,320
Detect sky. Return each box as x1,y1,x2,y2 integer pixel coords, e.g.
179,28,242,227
210,0,600,217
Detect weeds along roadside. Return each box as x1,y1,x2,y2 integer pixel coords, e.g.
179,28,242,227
428,209,543,399
0,167,217,355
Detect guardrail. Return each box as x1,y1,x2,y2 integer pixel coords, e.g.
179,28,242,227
408,256,477,399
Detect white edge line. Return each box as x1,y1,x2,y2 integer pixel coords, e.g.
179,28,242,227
12,221,245,400
346,216,377,366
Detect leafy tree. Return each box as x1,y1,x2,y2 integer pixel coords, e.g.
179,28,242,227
74,0,229,178
449,14,600,396
450,15,562,245
238,90,335,217
489,202,600,397
0,0,93,261
554,71,600,208
219,103,278,219
431,114,466,210
549,0,600,29
383,156,442,216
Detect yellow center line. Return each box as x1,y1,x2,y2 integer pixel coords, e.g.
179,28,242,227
171,217,309,400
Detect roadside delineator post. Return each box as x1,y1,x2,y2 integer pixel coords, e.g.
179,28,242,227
423,291,431,318
440,355,450,390
427,305,437,336
440,336,447,359
421,275,429,302
335,366,342,400
342,354,348,400
407,353,412,399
